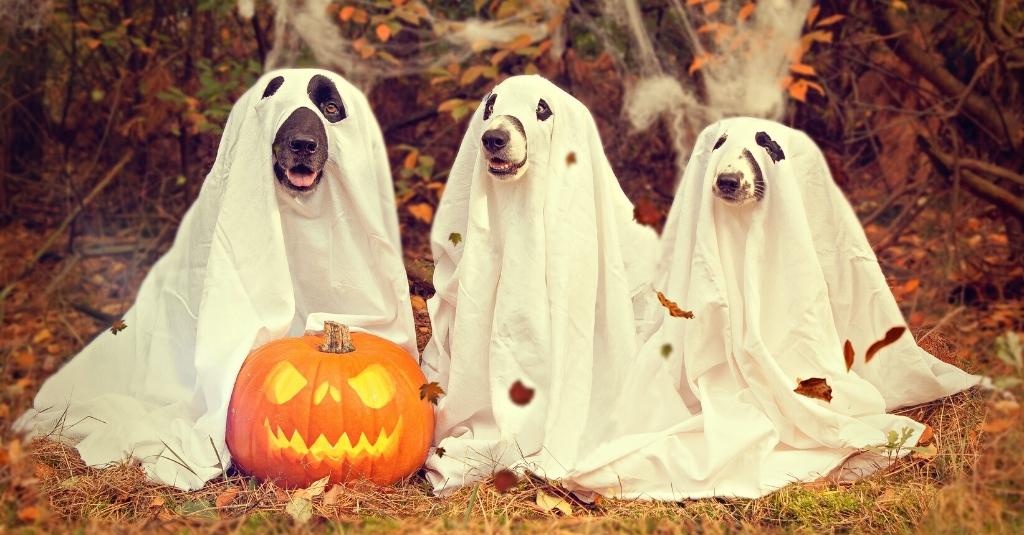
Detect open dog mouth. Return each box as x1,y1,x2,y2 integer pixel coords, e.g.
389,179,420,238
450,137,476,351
487,156,526,176
275,163,323,192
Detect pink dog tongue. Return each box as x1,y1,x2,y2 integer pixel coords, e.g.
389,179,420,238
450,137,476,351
286,169,316,188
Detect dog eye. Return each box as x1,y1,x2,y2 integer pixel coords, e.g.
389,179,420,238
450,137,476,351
755,131,786,163
536,98,553,121
324,102,339,115
262,76,284,99
712,134,727,151
482,93,496,121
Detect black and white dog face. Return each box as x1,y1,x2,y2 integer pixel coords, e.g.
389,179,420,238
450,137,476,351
264,73,347,193
710,130,785,206
478,86,555,181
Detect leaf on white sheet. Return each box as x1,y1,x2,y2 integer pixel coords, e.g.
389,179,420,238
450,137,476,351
434,446,446,458
536,490,573,515
110,319,127,335
509,380,535,406
566,151,577,165
492,469,519,493
794,377,833,402
656,291,694,319
420,382,445,404
661,343,673,358
633,198,663,226
864,326,907,363
449,232,462,246
843,340,855,371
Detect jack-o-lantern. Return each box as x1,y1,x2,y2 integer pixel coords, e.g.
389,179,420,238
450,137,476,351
225,321,434,487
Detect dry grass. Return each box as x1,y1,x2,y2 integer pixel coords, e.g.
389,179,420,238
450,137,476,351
5,342,1020,533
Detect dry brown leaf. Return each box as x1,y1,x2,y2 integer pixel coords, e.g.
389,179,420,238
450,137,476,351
918,424,935,445
435,446,446,458
32,329,52,344
980,418,1017,434
843,340,855,371
657,291,694,319
411,295,427,312
633,198,662,226
16,506,41,522
403,149,419,170
420,382,445,404
509,380,535,406
493,469,519,493
536,490,573,515
566,151,577,165
215,487,239,508
323,484,343,507
407,203,434,224
911,443,938,461
110,318,127,335
150,496,166,508
864,326,907,363
794,377,833,402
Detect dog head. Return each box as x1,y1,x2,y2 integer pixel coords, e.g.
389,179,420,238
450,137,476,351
710,129,785,206
477,78,556,182
262,73,347,193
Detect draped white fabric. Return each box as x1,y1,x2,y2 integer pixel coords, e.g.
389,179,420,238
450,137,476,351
15,69,416,490
564,117,982,500
421,75,659,492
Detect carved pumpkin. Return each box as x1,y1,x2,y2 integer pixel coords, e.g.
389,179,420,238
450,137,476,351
225,322,434,487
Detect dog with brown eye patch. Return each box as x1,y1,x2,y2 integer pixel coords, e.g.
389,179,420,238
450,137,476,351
710,129,786,206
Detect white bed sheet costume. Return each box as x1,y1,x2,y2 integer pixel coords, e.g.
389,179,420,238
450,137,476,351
421,75,659,491
563,117,982,500
15,69,416,490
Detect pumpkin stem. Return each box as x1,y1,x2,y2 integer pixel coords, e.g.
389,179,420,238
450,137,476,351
320,321,355,354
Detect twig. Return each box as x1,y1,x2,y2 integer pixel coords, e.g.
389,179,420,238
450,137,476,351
0,151,134,308
918,306,966,343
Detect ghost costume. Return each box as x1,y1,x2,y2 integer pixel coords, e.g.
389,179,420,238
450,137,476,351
564,118,982,500
421,75,659,492
15,69,416,491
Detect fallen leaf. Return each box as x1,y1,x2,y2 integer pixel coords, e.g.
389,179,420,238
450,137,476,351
509,380,535,406
703,1,720,15
656,291,694,319
34,462,55,480
492,469,519,493
17,506,40,522
918,425,934,445
294,475,330,500
420,382,445,404
111,319,127,335
408,203,434,224
403,149,419,170
865,326,907,363
339,6,355,21
150,496,166,508
911,443,938,460
435,447,446,458
790,63,816,76
688,54,710,75
323,484,343,507
980,418,1017,434
449,232,462,246
661,343,673,358
375,24,392,42
32,328,52,344
411,295,427,312
737,2,755,22
843,340,855,371
536,490,573,515
215,487,239,508
566,152,576,165
815,14,845,27
285,494,314,525
794,377,833,402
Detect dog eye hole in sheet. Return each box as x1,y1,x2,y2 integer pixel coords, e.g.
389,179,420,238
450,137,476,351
307,74,347,122
755,131,785,163
482,93,497,121
536,98,553,121
261,75,284,99
712,134,727,151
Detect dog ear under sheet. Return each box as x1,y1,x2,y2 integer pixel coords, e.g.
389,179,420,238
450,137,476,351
421,75,659,491
562,117,983,500
14,69,416,490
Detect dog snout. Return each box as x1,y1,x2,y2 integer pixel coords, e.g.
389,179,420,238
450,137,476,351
716,173,742,194
482,128,510,152
289,136,318,154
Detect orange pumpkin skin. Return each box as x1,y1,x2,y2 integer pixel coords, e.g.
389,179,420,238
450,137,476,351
225,325,433,488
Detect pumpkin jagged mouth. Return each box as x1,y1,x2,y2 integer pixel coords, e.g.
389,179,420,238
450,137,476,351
263,417,403,462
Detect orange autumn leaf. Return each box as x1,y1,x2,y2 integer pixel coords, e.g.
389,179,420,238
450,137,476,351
339,6,355,21
844,340,855,371
16,506,41,522
864,326,907,363
790,63,816,76
408,202,434,224
805,5,820,26
794,377,833,402
633,197,662,226
566,151,577,165
788,79,809,102
689,54,710,75
375,24,392,42
403,149,419,170
738,2,755,22
657,291,694,319
703,1,720,15
493,469,519,493
918,425,935,444
215,487,239,508
815,14,846,27
419,382,445,404
111,318,127,335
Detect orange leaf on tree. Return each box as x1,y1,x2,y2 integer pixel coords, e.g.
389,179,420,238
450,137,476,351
790,63,816,76
688,54,710,75
805,5,820,26
657,291,694,319
738,2,755,22
403,149,419,170
864,326,907,363
339,6,355,21
794,377,833,402
703,1,720,15
375,24,392,42
408,203,434,224
815,14,845,27
509,380,535,406
420,382,445,404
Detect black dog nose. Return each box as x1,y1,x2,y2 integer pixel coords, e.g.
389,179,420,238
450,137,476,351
481,129,509,152
716,173,741,194
290,136,318,154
